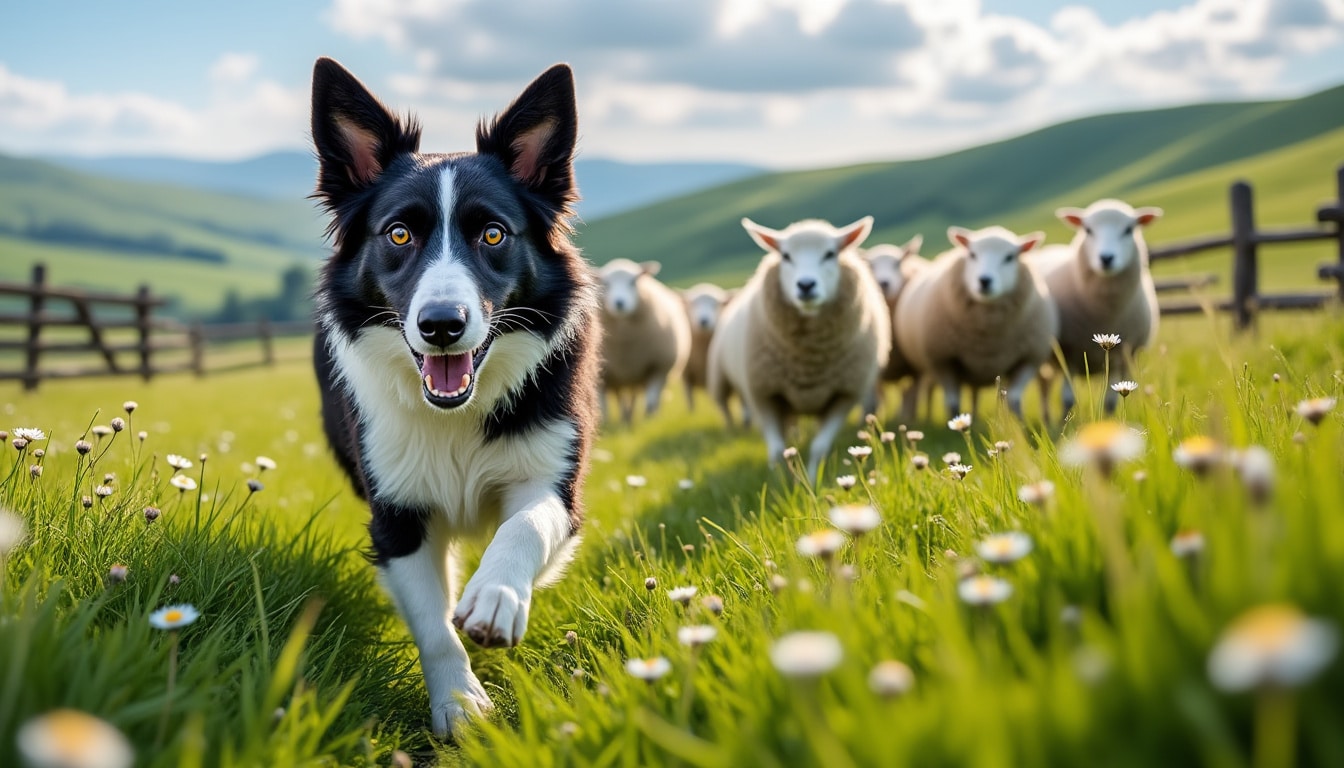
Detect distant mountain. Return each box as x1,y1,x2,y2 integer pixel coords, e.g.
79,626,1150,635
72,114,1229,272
46,152,763,220
577,83,1344,285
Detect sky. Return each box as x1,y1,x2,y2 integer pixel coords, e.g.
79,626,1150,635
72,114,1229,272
2,0,1343,169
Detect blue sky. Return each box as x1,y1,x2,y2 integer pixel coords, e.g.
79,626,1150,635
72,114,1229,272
2,0,1342,168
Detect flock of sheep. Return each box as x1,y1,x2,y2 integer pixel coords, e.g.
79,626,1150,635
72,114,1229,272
597,199,1164,481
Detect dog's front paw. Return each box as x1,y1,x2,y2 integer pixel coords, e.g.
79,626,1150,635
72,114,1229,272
452,581,530,648
430,671,494,739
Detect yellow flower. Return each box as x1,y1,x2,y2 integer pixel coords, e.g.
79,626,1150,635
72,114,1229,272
1208,604,1338,691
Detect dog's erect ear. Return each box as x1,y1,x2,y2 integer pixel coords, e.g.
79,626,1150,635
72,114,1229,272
311,57,421,209
477,64,578,217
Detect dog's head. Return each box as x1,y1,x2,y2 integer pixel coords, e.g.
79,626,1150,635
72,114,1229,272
312,57,583,412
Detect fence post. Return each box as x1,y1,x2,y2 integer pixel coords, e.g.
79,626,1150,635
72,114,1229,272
1230,181,1257,331
1334,164,1344,302
136,284,153,381
260,318,274,365
190,323,205,377
23,264,46,391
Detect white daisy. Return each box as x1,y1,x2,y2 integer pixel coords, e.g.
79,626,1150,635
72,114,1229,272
770,631,843,677
947,463,973,480
847,445,872,460
828,504,881,536
166,454,192,471
149,604,201,630
255,455,278,472
1170,529,1205,558
1294,397,1336,426
677,625,718,648
796,529,847,559
625,475,647,488
1111,380,1139,397
976,532,1033,564
905,430,925,443
1231,445,1275,503
1173,436,1225,475
911,454,930,470
667,586,698,605
1017,480,1056,505
626,656,672,680
868,660,915,698
170,475,197,492
958,575,1013,606
678,478,695,491
1059,420,1145,474
1208,604,1338,692
1092,333,1122,350
17,709,134,768
947,413,972,432
835,474,857,490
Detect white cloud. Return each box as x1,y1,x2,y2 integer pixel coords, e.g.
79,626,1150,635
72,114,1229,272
209,52,261,85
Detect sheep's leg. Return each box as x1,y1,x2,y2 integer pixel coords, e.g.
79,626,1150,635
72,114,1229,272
1060,377,1077,418
1037,372,1052,426
618,390,635,426
863,382,882,420
685,381,696,413
898,378,919,426
755,400,789,469
937,371,962,419
644,376,667,418
968,387,980,420
806,398,857,483
1005,364,1038,419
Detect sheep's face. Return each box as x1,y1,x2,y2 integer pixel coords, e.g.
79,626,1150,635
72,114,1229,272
685,287,728,332
1057,202,1163,277
866,236,922,302
600,259,660,318
949,226,1045,302
742,216,874,316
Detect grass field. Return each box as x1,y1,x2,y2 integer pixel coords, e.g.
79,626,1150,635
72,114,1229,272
1,307,1343,766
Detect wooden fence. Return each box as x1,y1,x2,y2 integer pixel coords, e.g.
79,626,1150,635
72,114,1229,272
0,264,311,390
1150,163,1344,328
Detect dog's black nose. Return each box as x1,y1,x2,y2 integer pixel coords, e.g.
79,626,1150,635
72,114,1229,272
796,277,817,298
1100,253,1115,269
417,304,469,347
978,276,993,293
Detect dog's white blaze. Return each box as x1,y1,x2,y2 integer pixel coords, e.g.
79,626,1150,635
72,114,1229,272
405,167,489,356
326,324,573,525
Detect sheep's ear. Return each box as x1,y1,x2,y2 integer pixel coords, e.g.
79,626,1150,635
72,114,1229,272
1056,208,1087,229
476,63,578,216
311,57,421,208
947,226,973,249
724,288,739,304
902,234,923,256
1134,207,1163,226
837,216,874,251
742,218,784,252
1018,231,1046,254
641,261,662,277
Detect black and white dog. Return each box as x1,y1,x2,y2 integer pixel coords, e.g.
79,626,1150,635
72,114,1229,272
309,57,599,736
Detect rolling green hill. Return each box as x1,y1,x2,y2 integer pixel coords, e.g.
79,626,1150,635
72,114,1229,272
0,154,325,315
578,84,1344,289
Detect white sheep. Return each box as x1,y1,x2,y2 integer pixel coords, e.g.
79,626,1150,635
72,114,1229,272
680,282,732,411
598,258,692,425
862,236,925,420
707,216,891,481
1031,199,1162,417
894,225,1057,419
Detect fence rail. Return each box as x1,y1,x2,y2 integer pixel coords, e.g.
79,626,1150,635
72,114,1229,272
1148,163,1344,328
0,264,311,390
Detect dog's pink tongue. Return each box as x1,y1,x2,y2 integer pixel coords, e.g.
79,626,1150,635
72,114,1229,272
421,353,474,394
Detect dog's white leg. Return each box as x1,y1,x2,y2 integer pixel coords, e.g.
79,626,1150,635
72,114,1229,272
453,483,575,648
806,397,855,483
380,526,492,737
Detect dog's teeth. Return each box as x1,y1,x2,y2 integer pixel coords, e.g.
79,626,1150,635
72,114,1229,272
461,373,471,390
424,374,433,390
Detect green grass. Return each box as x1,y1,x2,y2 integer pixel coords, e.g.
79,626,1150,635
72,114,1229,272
576,84,1344,288
1,309,1343,766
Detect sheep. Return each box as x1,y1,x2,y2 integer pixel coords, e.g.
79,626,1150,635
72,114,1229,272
1030,199,1162,417
893,225,1057,420
597,258,692,426
862,236,926,420
706,216,891,482
680,282,732,411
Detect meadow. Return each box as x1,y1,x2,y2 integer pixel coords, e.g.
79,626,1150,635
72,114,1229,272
0,304,1342,767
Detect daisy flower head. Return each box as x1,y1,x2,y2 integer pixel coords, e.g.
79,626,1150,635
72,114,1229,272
0,508,26,556
835,474,857,490
796,529,847,559
828,504,881,536
947,413,972,432
1173,435,1225,475
13,427,47,442
880,431,897,443
625,656,672,681
94,485,113,499
1059,420,1145,475
74,440,93,455
678,478,695,491
958,575,1013,606
941,451,961,466
848,445,872,460
149,604,201,630
122,400,138,414
868,660,915,698
625,474,647,488
109,417,125,433
1208,603,1338,692
781,446,800,461
667,586,698,605
947,463,973,480
770,631,843,678
170,475,198,492
905,430,925,444
255,455,278,472
911,454,930,470
976,532,1033,564
1295,396,1336,426
678,625,718,648
701,595,725,616
91,425,112,439
1170,529,1205,558
1111,380,1139,397
1018,480,1055,506
166,454,192,471
247,479,264,493
17,709,134,768
1092,333,1121,350
1232,445,1275,504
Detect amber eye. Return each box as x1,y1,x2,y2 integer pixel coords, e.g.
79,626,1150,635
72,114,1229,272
482,224,506,246
388,224,411,246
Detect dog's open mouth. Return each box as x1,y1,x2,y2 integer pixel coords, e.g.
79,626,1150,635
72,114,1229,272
413,337,493,409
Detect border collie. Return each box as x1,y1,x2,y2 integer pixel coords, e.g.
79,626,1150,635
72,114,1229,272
308,57,599,737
